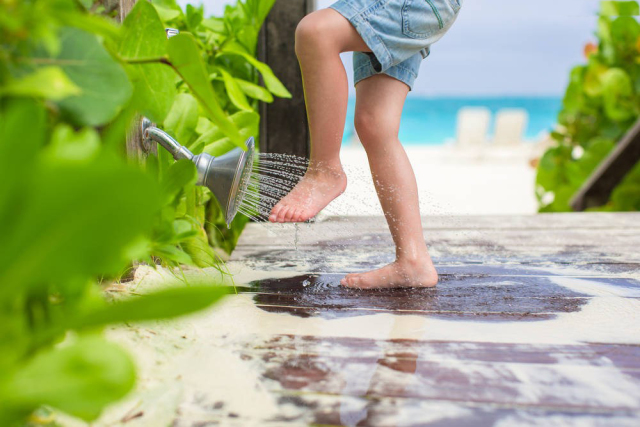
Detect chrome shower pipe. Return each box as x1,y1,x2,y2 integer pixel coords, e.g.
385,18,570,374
142,120,194,161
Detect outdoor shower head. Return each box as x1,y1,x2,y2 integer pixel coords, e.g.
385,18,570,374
142,119,255,226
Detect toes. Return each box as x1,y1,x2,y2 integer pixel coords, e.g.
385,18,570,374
283,207,297,222
289,208,301,222
298,209,313,223
276,206,290,223
341,274,360,288
269,205,282,222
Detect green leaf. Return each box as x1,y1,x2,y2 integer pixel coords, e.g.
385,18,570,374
5,336,135,421
152,4,182,21
186,4,204,32
0,67,80,100
536,144,572,191
119,1,176,124
182,233,219,268
29,27,133,126
566,138,615,187
218,67,252,111
0,154,161,296
562,66,586,113
56,8,122,43
544,185,578,212
583,60,608,97
601,68,635,121
164,93,199,145
600,1,640,16
247,0,276,26
0,99,46,217
173,218,198,239
45,124,101,162
161,159,198,204
218,44,292,98
200,17,226,33
610,15,640,62
167,33,243,147
74,286,229,328
235,77,274,102
196,116,216,135
196,111,259,156
154,243,194,264
611,184,640,210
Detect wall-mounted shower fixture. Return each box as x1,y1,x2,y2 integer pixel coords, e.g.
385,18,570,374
141,118,255,226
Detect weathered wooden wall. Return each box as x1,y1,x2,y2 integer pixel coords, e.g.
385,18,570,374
258,0,315,158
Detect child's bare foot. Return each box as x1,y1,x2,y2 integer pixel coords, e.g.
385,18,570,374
269,163,347,223
340,258,438,289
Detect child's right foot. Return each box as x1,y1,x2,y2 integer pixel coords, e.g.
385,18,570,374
340,257,438,289
269,164,347,223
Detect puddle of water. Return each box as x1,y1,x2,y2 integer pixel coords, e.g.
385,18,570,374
244,272,590,322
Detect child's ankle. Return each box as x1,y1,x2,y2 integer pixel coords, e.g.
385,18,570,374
396,250,433,266
307,160,345,178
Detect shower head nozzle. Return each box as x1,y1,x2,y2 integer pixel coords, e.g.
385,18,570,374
198,137,255,226
142,120,255,227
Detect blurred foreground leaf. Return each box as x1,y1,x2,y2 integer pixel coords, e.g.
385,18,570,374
0,67,80,100
74,285,230,329
31,27,133,126
3,336,135,422
119,1,175,124
0,154,161,296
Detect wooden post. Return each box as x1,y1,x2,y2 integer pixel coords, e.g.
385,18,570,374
118,0,149,163
570,119,640,211
258,0,315,158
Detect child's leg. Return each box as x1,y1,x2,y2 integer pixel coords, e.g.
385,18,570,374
340,74,438,288
269,9,370,223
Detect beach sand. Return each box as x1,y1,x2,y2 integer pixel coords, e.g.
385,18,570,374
324,143,541,218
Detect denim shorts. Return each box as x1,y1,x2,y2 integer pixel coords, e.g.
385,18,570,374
329,0,462,90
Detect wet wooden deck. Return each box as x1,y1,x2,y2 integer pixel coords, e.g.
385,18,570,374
226,213,640,426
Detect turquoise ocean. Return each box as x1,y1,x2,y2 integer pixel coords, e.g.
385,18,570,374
342,96,563,145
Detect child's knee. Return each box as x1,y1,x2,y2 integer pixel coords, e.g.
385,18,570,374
354,110,380,142
295,11,344,57
355,109,397,149
295,13,326,56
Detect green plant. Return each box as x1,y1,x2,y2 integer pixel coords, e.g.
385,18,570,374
0,96,230,427
536,0,640,211
0,0,287,423
149,0,290,254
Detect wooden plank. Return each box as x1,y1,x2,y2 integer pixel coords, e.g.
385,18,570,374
258,0,315,158
236,228,640,248
571,119,640,211
251,337,640,369
239,336,640,413
270,392,640,426
233,248,640,275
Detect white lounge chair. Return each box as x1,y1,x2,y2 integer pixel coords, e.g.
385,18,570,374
455,107,491,147
493,108,528,146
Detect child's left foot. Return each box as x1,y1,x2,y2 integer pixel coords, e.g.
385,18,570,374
340,258,438,289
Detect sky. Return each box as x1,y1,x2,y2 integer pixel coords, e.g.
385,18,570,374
182,0,602,97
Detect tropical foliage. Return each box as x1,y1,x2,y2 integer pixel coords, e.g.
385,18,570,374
0,0,282,424
536,0,640,211
148,0,289,256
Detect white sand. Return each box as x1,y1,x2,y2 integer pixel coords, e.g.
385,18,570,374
325,144,540,217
